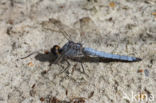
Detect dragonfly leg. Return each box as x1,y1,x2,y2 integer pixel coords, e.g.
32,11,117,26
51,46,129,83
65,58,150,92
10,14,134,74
58,60,70,74
41,59,62,75
80,63,89,77
41,55,64,75
70,63,86,75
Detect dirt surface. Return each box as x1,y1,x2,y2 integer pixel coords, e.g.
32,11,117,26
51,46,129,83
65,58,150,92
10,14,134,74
0,0,156,103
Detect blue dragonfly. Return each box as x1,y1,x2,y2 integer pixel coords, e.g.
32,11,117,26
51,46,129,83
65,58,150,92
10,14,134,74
35,18,142,74
49,18,141,62
49,36,141,75
51,40,141,63
44,18,142,74
22,39,141,63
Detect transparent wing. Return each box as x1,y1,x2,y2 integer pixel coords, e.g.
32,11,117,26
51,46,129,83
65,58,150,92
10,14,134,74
41,17,102,45
41,18,80,42
73,17,102,45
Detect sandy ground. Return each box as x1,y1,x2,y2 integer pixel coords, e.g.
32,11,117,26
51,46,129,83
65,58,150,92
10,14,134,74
0,0,156,103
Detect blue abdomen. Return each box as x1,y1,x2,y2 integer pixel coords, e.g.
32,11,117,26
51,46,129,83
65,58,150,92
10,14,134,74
83,47,141,62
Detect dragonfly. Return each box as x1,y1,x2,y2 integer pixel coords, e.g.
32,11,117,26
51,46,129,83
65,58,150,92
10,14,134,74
20,18,142,75
51,40,141,63
41,18,142,74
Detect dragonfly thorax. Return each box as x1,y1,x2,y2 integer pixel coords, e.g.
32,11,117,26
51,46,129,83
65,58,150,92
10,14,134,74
51,45,62,56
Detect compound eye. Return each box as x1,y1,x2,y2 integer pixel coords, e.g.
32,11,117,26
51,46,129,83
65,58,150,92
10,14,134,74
55,46,60,50
51,45,60,55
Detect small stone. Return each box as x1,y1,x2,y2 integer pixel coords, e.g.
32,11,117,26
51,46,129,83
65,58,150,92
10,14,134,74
144,69,149,77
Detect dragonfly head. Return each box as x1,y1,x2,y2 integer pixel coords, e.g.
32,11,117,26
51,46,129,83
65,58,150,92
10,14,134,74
51,45,62,56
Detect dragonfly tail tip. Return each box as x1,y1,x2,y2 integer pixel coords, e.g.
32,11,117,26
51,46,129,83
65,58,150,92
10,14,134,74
135,58,142,62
